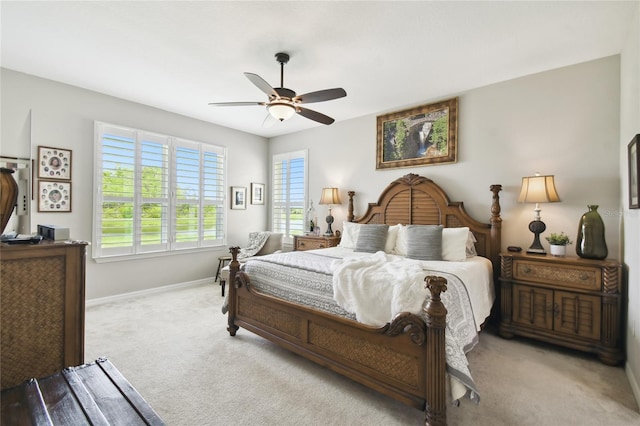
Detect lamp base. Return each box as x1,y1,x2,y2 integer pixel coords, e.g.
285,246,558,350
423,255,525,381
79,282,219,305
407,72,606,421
527,219,547,255
325,214,334,236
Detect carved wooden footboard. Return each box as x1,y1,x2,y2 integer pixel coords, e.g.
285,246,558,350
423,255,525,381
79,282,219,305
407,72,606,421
225,174,502,426
227,248,448,425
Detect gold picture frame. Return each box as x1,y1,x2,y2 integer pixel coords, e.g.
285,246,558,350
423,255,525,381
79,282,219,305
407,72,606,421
376,97,458,169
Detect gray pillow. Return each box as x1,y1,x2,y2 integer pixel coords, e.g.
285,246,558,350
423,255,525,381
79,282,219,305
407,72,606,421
354,224,389,253
406,225,443,260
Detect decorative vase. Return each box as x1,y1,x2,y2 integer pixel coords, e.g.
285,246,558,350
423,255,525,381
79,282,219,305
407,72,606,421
576,205,608,260
0,167,19,234
549,244,566,257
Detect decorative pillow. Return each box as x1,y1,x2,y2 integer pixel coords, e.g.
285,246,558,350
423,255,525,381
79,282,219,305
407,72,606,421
393,225,408,256
355,224,389,253
385,224,402,253
442,227,469,261
466,231,478,258
406,225,443,261
338,221,361,249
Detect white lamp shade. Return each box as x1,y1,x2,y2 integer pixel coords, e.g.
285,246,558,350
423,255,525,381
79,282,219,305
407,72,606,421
267,102,296,121
319,187,341,205
518,174,560,203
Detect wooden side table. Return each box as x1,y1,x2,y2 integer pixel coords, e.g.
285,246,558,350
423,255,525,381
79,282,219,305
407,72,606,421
499,252,624,365
294,235,341,251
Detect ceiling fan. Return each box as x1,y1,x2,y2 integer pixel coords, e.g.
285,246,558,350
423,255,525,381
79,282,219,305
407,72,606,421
209,52,346,126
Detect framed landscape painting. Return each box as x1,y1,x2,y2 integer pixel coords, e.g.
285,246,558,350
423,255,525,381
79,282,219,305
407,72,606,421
376,97,458,169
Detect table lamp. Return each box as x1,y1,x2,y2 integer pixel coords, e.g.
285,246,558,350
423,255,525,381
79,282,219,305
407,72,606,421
518,173,560,254
319,187,341,236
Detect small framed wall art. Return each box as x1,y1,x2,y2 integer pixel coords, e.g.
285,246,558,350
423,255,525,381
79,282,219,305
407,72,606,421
38,146,72,180
251,183,265,205
38,180,71,212
629,134,639,209
230,186,247,210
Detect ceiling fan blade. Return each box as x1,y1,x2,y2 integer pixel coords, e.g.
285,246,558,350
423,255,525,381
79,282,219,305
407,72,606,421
293,88,346,104
244,72,278,98
208,101,265,106
296,106,335,125
262,113,277,128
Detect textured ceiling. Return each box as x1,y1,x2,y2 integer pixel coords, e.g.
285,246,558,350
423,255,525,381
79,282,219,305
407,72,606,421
1,1,637,138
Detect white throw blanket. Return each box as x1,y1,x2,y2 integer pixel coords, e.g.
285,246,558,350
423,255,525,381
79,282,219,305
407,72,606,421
332,251,429,326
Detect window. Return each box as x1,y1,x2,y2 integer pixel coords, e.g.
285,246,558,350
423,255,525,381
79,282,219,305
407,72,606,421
93,122,225,260
272,150,308,242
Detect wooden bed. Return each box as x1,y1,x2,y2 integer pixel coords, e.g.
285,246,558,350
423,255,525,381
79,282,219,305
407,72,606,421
226,173,502,426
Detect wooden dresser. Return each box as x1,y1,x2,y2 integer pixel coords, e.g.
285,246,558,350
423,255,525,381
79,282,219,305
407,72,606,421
0,241,88,389
293,234,341,251
499,252,624,365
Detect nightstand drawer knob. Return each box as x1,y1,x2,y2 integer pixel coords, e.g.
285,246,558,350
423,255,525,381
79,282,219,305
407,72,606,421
579,273,589,280
522,266,531,273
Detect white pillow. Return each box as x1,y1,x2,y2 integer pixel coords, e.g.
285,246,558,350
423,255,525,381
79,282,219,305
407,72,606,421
442,227,469,261
385,224,402,253
338,221,362,249
393,225,408,256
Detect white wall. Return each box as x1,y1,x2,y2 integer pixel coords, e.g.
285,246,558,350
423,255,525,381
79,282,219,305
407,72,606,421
1,69,268,299
620,4,640,407
271,56,622,258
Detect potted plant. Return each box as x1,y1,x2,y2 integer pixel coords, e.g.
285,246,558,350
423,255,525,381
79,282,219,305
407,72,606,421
545,232,573,257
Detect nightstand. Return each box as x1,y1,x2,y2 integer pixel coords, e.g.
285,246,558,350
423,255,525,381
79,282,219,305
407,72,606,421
499,253,624,365
293,235,341,251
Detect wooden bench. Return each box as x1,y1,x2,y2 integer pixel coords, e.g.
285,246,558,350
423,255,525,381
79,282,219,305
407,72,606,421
1,358,165,425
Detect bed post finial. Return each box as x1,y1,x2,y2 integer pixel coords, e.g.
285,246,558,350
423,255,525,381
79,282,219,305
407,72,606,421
489,184,503,281
227,247,240,336
423,276,447,426
347,191,355,222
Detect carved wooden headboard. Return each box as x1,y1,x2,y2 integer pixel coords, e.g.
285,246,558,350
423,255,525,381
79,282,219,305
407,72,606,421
347,173,502,278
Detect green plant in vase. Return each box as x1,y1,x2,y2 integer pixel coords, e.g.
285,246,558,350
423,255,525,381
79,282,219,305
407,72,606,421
545,232,573,257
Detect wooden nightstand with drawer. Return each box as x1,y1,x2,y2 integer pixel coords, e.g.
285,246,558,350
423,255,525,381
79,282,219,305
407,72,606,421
499,253,624,365
293,235,341,251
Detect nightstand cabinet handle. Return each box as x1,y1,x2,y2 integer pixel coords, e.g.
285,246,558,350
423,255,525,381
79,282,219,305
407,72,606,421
522,266,531,273
553,303,560,318
299,242,305,246
579,273,589,281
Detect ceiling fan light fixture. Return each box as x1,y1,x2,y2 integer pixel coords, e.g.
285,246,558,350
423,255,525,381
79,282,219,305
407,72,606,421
267,102,295,121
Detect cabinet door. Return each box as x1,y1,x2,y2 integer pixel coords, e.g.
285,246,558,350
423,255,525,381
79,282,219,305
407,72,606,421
512,284,554,331
554,291,601,340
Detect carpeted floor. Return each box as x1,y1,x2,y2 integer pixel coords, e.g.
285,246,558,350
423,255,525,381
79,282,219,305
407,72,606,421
85,283,640,425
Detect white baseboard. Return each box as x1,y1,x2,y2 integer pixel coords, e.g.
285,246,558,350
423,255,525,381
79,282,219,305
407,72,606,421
626,362,640,409
86,277,213,307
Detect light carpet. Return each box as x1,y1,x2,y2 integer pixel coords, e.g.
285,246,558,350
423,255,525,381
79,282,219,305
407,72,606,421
85,283,640,425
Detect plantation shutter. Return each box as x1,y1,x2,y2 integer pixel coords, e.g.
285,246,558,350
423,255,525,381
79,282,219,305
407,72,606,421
272,150,307,242
139,132,169,253
202,147,225,246
95,124,137,257
93,121,226,260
